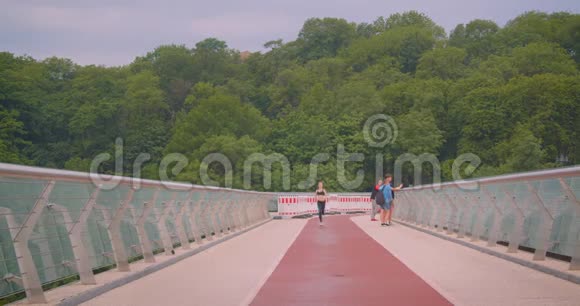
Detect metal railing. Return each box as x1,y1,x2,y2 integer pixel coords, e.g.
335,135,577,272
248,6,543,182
393,166,580,270
0,163,275,303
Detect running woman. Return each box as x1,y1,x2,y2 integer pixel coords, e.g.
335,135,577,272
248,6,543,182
315,181,328,226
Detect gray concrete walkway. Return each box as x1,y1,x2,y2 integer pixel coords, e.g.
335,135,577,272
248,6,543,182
37,215,580,306
82,219,306,306
352,215,580,306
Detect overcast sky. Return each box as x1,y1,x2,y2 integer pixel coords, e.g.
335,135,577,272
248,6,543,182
1,0,579,66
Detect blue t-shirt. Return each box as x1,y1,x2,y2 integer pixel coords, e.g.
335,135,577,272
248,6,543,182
379,184,393,203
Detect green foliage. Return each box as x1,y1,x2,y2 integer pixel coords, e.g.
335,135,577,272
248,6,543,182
449,19,500,60
384,11,446,40
297,18,357,61
416,47,468,80
166,90,268,156
1,10,579,191
510,42,577,76
396,110,444,154
496,124,545,172
0,108,29,164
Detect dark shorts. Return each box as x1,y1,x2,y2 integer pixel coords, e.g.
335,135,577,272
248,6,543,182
379,201,392,210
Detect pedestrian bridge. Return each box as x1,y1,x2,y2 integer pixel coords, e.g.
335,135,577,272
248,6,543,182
0,163,579,305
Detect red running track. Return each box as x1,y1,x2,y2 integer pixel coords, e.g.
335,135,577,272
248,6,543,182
251,215,452,306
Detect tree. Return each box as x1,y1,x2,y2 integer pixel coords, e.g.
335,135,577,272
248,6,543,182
449,19,499,60
131,45,195,118
341,25,435,73
396,110,444,155
166,91,268,155
496,124,545,172
416,47,468,80
119,71,169,172
0,108,29,164
192,38,238,85
511,42,577,76
297,18,357,61
558,15,580,63
1,10,579,193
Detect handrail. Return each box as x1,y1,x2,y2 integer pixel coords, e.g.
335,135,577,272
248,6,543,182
401,165,580,191
392,165,580,271
0,162,275,303
0,162,276,195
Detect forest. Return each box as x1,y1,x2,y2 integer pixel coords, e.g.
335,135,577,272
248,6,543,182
0,11,579,191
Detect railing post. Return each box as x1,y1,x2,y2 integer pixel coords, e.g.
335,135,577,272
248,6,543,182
229,194,241,232
107,188,135,272
457,195,471,239
222,196,235,233
240,198,251,228
175,198,191,250
435,193,447,232
0,206,48,303
137,201,156,262
526,182,555,261
224,193,236,232
29,230,57,282
5,180,55,303
67,187,100,284
411,193,421,225
470,195,486,242
135,190,158,263
483,189,503,247
175,194,193,250
248,198,259,224
426,191,440,231
200,198,215,241
188,195,204,245
402,193,416,223
226,194,237,232
405,193,417,222
261,197,270,221
155,194,176,256
418,192,430,227
51,189,99,285
212,194,225,237
10,181,56,303
504,190,526,253
232,195,244,231
559,178,580,270
444,193,458,235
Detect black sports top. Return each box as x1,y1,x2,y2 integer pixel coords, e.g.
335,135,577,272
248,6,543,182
316,189,326,203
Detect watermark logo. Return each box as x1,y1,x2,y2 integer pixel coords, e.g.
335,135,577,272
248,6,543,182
363,114,398,148
88,114,481,192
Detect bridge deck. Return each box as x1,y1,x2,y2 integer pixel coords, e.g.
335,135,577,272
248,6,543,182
55,215,580,306
251,215,451,306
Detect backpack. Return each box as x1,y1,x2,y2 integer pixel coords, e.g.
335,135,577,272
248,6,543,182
375,188,386,205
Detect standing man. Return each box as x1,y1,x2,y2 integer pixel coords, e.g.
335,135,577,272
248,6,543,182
389,180,396,225
379,174,403,226
370,178,382,221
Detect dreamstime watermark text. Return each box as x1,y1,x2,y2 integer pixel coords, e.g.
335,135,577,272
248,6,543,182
89,114,482,191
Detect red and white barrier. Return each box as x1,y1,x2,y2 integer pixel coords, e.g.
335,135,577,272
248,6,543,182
277,194,372,217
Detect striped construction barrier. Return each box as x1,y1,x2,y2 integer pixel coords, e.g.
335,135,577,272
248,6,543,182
278,194,372,217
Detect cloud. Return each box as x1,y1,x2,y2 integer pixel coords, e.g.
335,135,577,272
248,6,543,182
1,0,579,66
188,12,302,50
